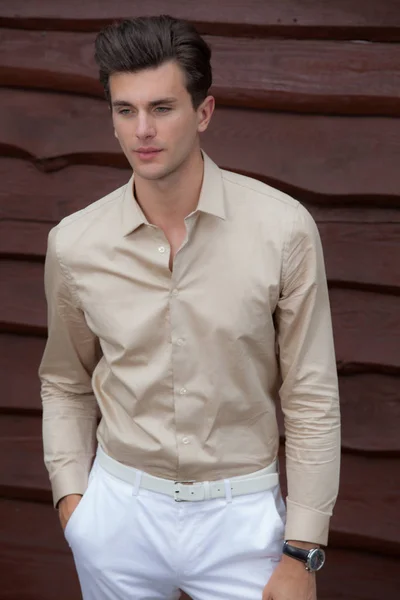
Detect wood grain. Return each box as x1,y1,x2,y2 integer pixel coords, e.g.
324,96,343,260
2,159,400,227
338,373,400,454
2,28,400,115
0,335,44,413
0,262,45,334
2,332,399,454
1,0,400,41
0,499,81,600
1,89,400,200
1,497,399,600
0,220,50,259
0,159,125,222
329,288,400,373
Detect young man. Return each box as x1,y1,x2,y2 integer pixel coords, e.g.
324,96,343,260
39,15,340,600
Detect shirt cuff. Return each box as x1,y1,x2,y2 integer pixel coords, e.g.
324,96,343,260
284,498,331,546
50,461,93,508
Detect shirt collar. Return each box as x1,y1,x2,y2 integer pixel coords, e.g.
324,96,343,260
121,150,226,237
120,175,148,237
195,151,226,221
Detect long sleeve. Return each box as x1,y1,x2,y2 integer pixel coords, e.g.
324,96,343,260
275,204,341,546
39,227,100,507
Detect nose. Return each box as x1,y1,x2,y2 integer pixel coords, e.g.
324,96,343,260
136,113,156,140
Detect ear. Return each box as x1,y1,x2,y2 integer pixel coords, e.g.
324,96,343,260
197,95,215,133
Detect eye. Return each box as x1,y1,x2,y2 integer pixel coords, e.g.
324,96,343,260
118,109,131,116
154,106,171,114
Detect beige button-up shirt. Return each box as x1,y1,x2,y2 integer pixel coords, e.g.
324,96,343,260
39,152,340,545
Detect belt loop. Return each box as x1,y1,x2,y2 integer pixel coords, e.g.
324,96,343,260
203,481,211,501
132,470,142,496
224,479,232,503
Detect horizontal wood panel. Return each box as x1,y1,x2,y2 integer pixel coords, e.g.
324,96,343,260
0,335,44,414
338,373,400,453
2,29,400,115
1,0,400,41
1,332,400,453
0,261,45,334
1,262,399,371
2,159,400,226
0,220,49,259
318,222,400,293
1,90,400,200
0,500,80,600
2,219,398,293
0,416,399,554
1,497,399,600
329,288,400,373
0,160,125,222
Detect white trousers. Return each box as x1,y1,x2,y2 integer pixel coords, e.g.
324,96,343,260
64,458,286,600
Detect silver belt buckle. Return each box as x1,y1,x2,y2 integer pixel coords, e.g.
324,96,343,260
174,480,196,502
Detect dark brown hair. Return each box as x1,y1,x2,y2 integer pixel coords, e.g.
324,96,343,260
94,15,212,108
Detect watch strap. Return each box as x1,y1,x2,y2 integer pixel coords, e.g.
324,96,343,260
282,541,310,563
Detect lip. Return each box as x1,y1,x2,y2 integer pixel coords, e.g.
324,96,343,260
135,148,163,160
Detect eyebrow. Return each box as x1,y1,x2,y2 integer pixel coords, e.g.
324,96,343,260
112,97,178,109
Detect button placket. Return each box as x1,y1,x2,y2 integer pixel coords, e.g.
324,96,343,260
168,274,193,471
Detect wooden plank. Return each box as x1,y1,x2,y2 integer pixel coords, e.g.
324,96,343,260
338,373,400,454
0,159,125,223
1,498,399,600
2,159,400,226
1,261,399,371
0,262,45,334
318,222,400,293
0,334,44,413
1,0,400,41
2,332,399,453
329,288,400,373
1,90,400,200
0,416,50,501
2,29,400,115
0,499,81,600
1,218,399,294
0,220,50,259
0,415,399,555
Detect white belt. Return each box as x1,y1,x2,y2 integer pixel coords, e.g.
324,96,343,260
97,446,279,502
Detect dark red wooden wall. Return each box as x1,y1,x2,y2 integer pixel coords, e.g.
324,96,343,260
0,2,399,599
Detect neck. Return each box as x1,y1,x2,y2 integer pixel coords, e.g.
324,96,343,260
133,147,204,229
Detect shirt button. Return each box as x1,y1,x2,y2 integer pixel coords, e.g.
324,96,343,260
158,246,166,253
177,338,185,346
171,289,179,297
182,437,190,445
179,388,187,395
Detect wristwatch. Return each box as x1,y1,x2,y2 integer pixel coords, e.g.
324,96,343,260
282,541,326,572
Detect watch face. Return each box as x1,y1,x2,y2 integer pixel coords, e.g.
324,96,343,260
308,549,325,572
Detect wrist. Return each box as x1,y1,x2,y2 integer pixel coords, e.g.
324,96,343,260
286,540,320,550
57,493,82,509
281,553,314,572
282,541,326,573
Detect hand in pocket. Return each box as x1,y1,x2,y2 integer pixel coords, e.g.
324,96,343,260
58,494,83,531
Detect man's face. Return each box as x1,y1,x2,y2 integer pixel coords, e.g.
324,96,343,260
109,61,214,182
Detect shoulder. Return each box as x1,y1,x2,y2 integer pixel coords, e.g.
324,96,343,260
49,183,127,257
221,169,298,210
220,168,315,234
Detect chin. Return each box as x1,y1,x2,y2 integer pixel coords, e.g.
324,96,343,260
134,165,168,181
